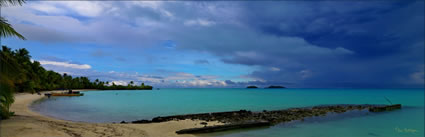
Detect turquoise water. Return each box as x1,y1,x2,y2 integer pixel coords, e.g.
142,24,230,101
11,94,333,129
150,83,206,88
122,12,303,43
31,88,424,137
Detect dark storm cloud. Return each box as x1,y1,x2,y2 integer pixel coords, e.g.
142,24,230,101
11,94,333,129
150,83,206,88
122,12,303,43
238,1,423,59
174,1,424,88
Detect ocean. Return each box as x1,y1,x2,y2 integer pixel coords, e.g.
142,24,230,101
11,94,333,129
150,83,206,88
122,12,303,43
31,88,424,137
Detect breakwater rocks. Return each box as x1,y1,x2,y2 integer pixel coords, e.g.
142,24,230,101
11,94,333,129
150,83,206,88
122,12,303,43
127,104,401,134
369,104,401,112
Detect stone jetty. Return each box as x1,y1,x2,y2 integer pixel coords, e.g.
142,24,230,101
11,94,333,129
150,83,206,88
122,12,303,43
126,104,401,134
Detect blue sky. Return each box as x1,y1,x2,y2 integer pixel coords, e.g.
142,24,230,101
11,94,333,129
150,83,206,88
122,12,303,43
1,1,424,88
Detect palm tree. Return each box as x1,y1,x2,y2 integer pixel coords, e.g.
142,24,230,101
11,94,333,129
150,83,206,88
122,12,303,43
0,82,15,119
0,47,19,119
0,0,26,40
0,0,26,119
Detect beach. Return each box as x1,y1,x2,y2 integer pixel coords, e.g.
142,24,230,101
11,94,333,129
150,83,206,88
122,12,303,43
0,91,223,137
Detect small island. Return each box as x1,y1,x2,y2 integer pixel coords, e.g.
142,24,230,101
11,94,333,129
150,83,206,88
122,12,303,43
266,85,285,88
246,86,258,88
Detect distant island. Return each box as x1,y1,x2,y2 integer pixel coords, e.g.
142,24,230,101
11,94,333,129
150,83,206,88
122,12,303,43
246,86,258,88
247,85,285,88
266,85,285,88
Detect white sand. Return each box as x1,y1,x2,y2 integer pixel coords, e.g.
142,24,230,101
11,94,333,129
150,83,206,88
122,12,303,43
0,90,223,137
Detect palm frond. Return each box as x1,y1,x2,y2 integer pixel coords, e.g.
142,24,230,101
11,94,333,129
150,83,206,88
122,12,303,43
0,17,26,40
0,80,15,113
0,0,25,7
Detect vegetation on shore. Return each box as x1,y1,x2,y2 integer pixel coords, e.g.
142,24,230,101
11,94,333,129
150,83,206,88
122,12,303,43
0,0,26,120
0,46,153,119
1,46,152,91
0,45,152,119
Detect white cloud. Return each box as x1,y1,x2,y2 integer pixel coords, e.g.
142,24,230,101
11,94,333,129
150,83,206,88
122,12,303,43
166,72,196,80
109,80,128,86
334,47,354,55
409,65,424,84
85,70,226,88
26,1,110,17
270,67,280,71
29,2,65,14
131,1,174,19
132,1,163,9
176,80,227,87
184,19,216,26
299,69,312,79
39,60,91,69
54,1,108,17
2,2,159,45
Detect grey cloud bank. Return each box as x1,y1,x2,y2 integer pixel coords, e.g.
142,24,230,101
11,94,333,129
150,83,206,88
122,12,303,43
3,1,424,88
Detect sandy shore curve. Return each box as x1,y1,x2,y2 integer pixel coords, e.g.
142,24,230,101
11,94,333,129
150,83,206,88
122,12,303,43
0,90,223,137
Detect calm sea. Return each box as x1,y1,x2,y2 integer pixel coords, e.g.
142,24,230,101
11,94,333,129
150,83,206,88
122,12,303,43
31,88,424,137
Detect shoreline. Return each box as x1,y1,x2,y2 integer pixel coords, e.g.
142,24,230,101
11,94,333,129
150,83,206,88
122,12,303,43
1,90,404,137
0,90,223,137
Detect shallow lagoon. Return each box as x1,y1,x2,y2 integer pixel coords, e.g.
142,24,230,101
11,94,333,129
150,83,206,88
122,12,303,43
32,88,424,137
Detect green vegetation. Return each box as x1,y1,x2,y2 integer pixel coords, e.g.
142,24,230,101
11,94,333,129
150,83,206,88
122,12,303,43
0,46,153,91
0,0,26,119
0,46,152,119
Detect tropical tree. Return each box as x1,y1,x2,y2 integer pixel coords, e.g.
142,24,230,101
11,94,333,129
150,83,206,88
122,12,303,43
0,82,15,119
0,46,19,119
0,47,17,119
0,0,26,119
